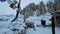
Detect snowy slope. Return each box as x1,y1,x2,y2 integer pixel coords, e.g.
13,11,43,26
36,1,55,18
0,0,60,34
0,12,54,34
0,12,60,34
0,14,25,34
0,11,51,34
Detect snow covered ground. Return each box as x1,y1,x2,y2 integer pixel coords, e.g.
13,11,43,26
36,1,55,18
26,27,60,34
0,0,60,34
0,12,60,34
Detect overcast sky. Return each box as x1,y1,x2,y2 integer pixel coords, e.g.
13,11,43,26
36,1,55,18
0,0,49,15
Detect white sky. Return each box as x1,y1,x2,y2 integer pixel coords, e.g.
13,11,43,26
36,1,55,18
0,0,49,15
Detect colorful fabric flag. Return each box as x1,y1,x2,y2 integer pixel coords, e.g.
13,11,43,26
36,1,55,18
7,0,18,9
9,0,18,9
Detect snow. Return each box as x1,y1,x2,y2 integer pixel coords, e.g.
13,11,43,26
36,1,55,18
0,4,59,34
0,0,60,34
26,12,52,25
0,28,13,34
55,27,60,34
26,27,52,34
0,12,60,34
26,27,60,34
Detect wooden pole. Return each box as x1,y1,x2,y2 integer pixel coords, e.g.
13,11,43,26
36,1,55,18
52,16,55,34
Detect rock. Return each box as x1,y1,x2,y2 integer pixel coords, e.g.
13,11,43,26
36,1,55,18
56,3,60,10
47,1,55,13
54,0,60,11
36,5,41,17
25,22,35,28
20,3,36,18
38,1,46,15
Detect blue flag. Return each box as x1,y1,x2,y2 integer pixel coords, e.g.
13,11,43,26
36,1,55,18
0,0,6,2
